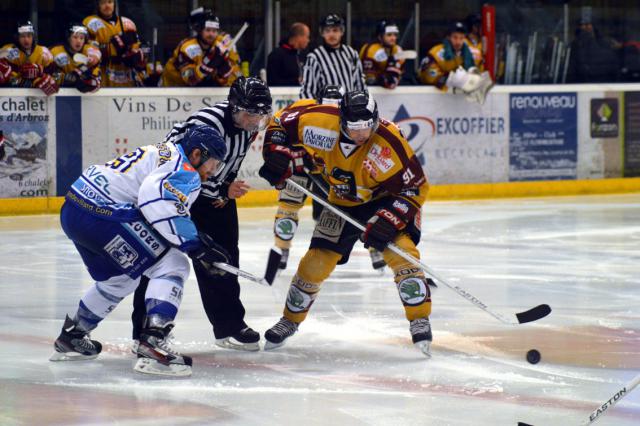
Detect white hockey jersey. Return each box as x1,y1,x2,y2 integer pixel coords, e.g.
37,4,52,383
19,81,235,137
67,142,202,251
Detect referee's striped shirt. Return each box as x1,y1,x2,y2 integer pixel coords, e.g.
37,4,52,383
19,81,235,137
165,101,255,200
300,43,365,99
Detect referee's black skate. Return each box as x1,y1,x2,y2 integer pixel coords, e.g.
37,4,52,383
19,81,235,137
410,317,433,358
134,315,192,377
264,317,298,350
215,327,260,351
50,315,102,361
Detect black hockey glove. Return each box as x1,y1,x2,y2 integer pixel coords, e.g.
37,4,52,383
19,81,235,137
361,208,406,252
259,144,310,189
189,233,231,276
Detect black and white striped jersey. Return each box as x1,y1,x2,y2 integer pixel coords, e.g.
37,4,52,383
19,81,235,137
165,101,255,200
300,43,366,99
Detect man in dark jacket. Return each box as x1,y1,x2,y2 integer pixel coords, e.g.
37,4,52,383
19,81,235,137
567,18,620,83
267,23,310,86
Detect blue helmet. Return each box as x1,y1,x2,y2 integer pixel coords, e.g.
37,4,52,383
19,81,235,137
180,125,227,165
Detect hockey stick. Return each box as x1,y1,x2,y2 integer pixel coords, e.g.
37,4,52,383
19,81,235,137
581,372,640,425
394,50,418,60
285,178,551,325
213,248,282,287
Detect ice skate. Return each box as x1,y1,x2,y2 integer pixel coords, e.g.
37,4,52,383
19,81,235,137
215,327,260,351
410,317,433,358
369,247,386,272
134,316,192,377
50,315,102,361
264,317,298,350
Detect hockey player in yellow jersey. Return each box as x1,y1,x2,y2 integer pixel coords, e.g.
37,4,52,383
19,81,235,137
359,20,405,89
50,24,102,93
160,8,233,87
259,91,433,357
1,21,58,96
418,21,492,104
83,0,145,87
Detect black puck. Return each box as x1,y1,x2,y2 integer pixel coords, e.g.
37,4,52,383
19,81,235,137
526,349,541,364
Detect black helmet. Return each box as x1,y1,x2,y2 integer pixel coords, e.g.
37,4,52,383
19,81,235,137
189,7,220,33
228,77,273,115
316,85,344,105
375,20,400,37
180,125,227,165
320,14,345,32
66,23,89,42
446,21,467,36
340,91,379,134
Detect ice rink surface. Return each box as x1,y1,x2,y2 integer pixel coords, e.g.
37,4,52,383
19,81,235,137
1,193,639,426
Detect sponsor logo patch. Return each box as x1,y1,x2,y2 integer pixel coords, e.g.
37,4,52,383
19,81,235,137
104,235,138,269
124,222,166,257
373,48,388,62
286,286,313,312
185,43,203,59
392,200,409,214
367,144,395,173
163,181,187,203
274,217,297,241
398,277,428,306
303,126,338,151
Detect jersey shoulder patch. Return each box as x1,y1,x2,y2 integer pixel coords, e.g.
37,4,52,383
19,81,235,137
5,46,21,61
302,125,339,151
183,42,202,59
84,17,105,33
373,47,388,63
53,50,70,66
367,143,396,173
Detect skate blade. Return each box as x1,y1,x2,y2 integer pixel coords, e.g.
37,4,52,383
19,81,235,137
133,357,192,377
263,340,286,351
215,338,260,352
49,351,98,362
414,341,432,358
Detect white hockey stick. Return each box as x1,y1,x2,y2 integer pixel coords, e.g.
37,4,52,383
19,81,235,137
222,22,249,52
582,373,640,425
285,178,551,325
394,50,418,60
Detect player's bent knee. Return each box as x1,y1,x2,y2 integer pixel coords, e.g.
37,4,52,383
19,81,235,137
383,233,420,270
145,249,190,283
297,248,341,283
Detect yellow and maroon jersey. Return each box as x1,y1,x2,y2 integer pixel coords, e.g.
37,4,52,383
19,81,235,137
265,104,428,211
359,42,405,85
418,42,483,89
82,14,141,87
160,37,231,87
465,34,484,69
50,43,101,86
1,43,54,86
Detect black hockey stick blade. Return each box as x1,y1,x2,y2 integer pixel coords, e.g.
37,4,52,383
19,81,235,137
264,247,282,286
515,304,551,324
426,277,438,288
517,422,534,426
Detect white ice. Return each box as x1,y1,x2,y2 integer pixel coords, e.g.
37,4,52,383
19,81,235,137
1,194,639,426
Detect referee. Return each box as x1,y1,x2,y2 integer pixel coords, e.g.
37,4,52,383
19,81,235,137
299,14,366,99
132,77,273,351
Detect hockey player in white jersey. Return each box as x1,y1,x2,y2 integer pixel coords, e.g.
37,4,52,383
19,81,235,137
50,125,228,377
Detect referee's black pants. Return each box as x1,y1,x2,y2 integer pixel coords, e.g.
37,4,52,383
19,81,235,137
131,197,249,340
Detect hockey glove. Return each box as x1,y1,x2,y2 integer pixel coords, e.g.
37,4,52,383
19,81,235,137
0,59,11,85
361,207,406,252
259,144,310,189
189,233,231,277
122,49,146,69
76,72,100,93
34,74,59,96
20,63,43,80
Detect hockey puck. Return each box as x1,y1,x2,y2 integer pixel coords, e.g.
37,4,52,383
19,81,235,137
526,349,541,364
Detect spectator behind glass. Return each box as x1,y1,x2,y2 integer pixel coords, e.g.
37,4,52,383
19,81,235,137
267,23,310,86
567,17,620,83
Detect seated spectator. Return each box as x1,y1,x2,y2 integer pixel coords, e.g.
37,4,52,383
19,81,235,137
83,0,146,87
566,17,620,83
267,22,310,86
1,20,58,96
359,20,405,89
418,21,492,104
160,7,233,87
50,24,102,93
